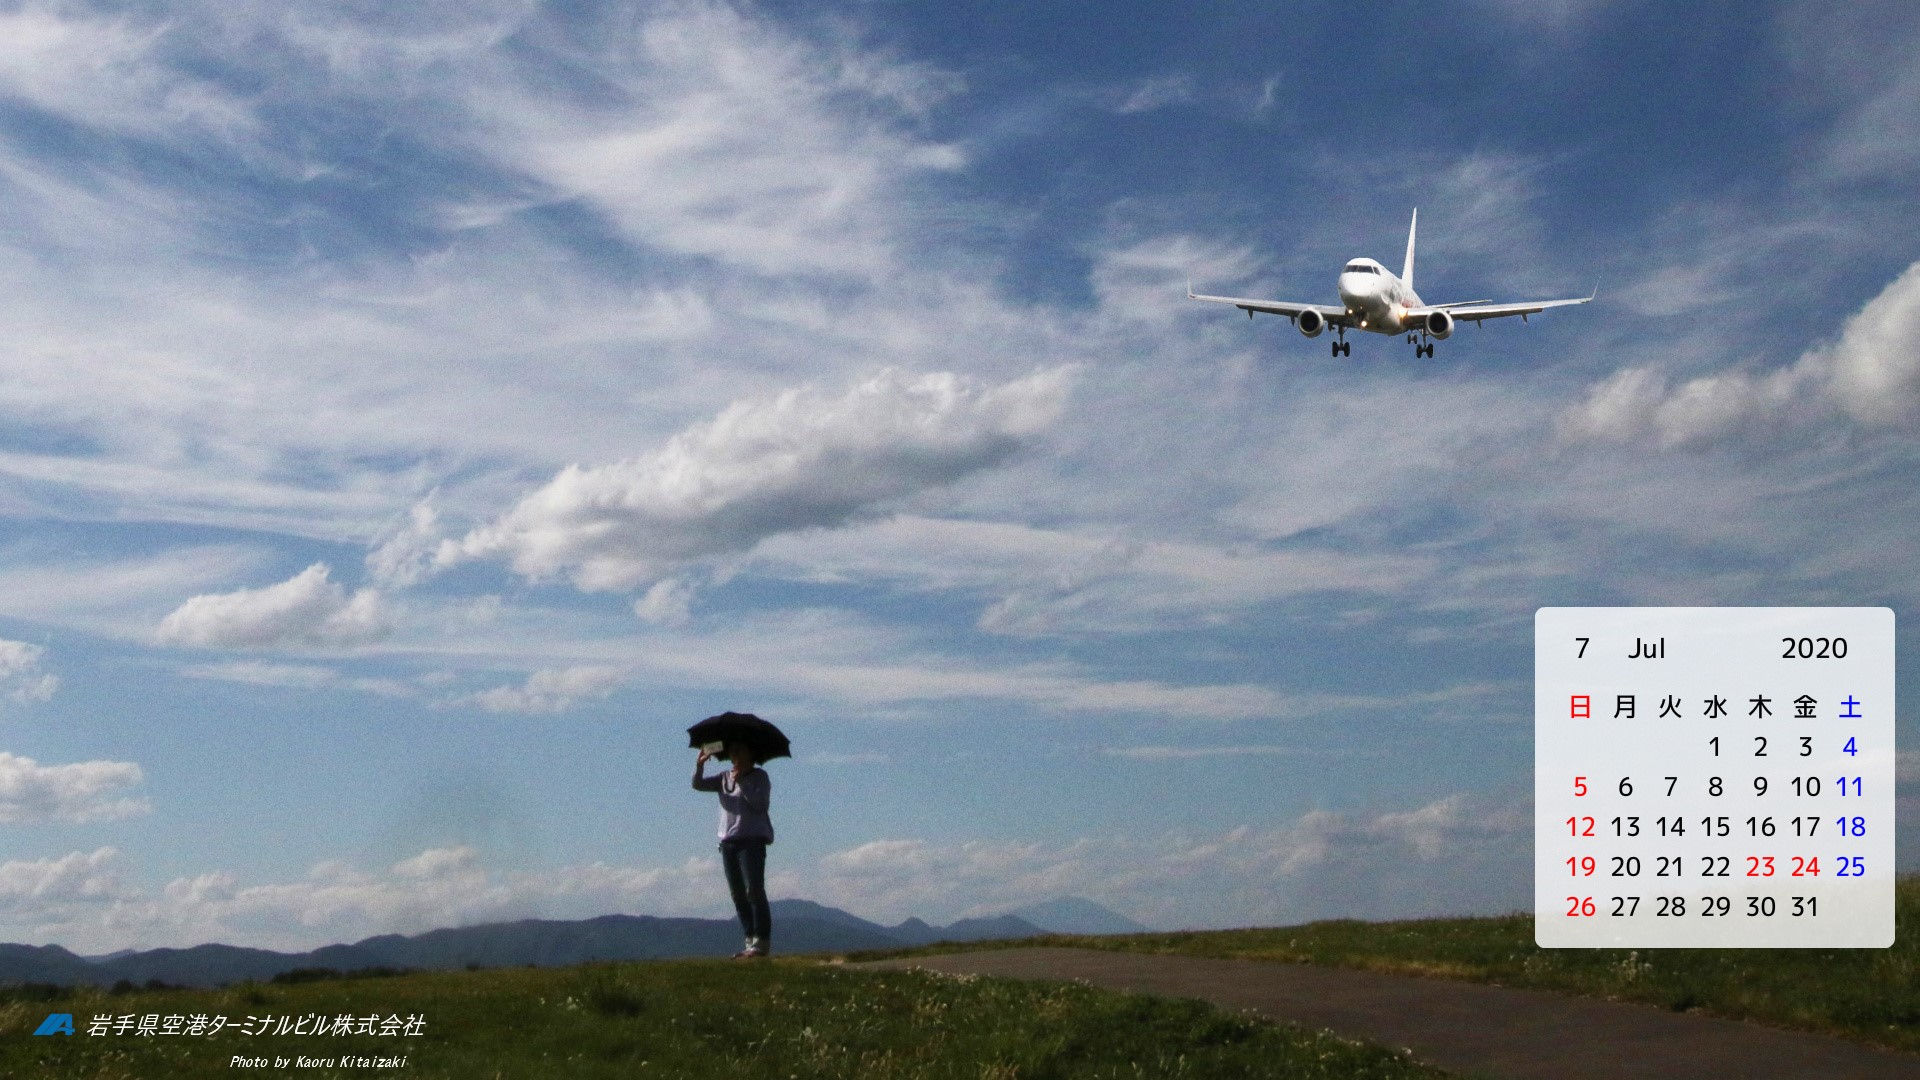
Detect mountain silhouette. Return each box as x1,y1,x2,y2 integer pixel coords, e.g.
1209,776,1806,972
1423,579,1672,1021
0,899,1138,988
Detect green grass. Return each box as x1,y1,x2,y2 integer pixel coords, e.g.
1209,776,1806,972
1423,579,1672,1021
0,960,1456,1079
843,874,1920,1056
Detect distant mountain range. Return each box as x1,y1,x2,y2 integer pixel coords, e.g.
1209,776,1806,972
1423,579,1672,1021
0,896,1146,988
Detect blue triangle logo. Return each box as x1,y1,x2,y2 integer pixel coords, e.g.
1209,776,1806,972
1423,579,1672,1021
33,1013,74,1036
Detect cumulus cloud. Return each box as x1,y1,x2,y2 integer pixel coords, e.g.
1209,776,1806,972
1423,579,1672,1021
448,665,625,714
807,794,1529,928
1561,261,1920,447
633,577,697,626
155,563,389,649
0,847,125,905
0,640,58,703
0,793,1526,950
0,753,149,824
446,367,1073,590
0,845,725,953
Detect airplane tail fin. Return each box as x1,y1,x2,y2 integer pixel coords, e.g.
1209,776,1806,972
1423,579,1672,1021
1402,208,1417,290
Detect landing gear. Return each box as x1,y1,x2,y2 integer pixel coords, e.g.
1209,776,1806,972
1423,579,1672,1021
1331,329,1350,357
1415,342,1434,358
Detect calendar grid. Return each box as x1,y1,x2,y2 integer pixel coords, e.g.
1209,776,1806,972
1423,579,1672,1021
1535,608,1895,948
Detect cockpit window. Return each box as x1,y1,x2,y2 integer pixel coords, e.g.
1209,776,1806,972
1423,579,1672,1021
1345,263,1373,274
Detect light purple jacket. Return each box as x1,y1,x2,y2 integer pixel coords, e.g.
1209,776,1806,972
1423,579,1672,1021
693,764,773,843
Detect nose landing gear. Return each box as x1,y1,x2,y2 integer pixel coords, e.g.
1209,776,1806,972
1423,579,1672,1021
1331,327,1350,357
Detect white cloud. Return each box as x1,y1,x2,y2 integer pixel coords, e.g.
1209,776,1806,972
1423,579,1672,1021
0,640,57,703
449,665,626,714
756,516,1428,638
177,660,415,698
0,847,125,904
1,845,725,953
447,367,1073,591
155,563,390,649
0,795,1518,950
633,577,697,626
1823,260,1920,423
0,753,148,824
0,6,255,138
0,546,268,639
806,794,1528,927
1561,261,1920,447
1467,0,1618,29
1103,745,1301,760
808,751,889,765
1114,75,1194,115
491,2,964,279
632,615,1288,720
366,499,444,589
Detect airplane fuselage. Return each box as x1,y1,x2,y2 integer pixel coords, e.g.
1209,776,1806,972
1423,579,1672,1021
1187,208,1591,357
1337,260,1422,335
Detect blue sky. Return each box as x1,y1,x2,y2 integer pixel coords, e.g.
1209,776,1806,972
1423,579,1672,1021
0,0,1916,952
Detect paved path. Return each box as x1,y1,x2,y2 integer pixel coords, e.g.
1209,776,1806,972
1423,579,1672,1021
856,948,1917,1080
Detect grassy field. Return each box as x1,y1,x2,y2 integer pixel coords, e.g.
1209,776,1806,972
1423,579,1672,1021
0,960,1455,1079
844,874,1920,1056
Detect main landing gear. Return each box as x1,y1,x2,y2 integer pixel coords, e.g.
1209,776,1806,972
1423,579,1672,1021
1407,333,1434,358
1330,329,1350,357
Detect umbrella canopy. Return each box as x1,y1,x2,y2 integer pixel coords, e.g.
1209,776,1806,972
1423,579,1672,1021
687,711,791,763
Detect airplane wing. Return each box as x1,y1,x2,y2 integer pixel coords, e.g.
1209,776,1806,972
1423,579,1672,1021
1415,294,1594,324
1187,288,1352,326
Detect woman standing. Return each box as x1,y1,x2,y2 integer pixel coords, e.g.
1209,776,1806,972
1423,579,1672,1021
693,742,773,957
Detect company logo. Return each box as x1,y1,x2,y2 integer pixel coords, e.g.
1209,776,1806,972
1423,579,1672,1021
33,1013,74,1036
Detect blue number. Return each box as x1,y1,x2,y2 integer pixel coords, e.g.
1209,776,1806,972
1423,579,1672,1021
1842,737,1857,756
1839,817,1865,837
1835,856,1865,878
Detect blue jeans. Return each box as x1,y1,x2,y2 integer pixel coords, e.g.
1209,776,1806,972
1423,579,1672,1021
720,839,771,947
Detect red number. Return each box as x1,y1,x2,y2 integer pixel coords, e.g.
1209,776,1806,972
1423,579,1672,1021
1746,856,1775,878
1791,856,1819,877
1567,856,1595,877
1567,816,1595,837
1574,776,1588,796
1566,896,1595,917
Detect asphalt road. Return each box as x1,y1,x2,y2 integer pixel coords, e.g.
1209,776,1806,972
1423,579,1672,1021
856,947,1917,1080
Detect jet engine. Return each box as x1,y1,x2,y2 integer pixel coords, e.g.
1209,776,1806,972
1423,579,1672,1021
1424,309,1454,340
1296,309,1326,338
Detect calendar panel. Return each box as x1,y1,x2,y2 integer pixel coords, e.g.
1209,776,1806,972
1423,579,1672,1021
1535,608,1894,948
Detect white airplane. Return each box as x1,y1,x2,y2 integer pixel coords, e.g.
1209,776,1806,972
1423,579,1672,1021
1188,210,1592,356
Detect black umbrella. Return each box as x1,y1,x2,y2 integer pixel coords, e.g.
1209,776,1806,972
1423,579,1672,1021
687,711,791,763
